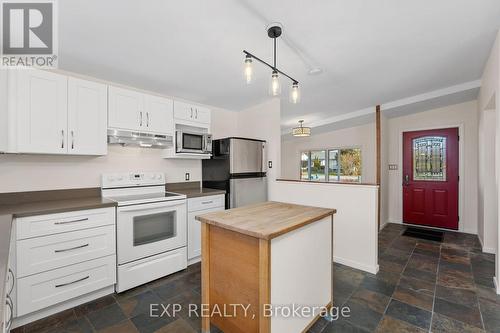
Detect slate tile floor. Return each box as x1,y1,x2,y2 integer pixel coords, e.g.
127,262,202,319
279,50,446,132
12,223,500,333
310,223,500,333
12,263,221,333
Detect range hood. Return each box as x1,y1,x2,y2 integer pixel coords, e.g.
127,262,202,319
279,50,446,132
107,129,173,149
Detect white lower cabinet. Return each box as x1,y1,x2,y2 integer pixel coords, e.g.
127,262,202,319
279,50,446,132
10,207,116,327
17,255,116,316
187,195,225,260
16,225,116,277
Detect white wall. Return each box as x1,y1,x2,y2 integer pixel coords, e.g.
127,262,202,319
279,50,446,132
270,181,379,274
280,122,376,183
478,109,497,254
0,146,202,192
210,107,239,139
478,30,500,293
385,100,479,234
237,98,281,194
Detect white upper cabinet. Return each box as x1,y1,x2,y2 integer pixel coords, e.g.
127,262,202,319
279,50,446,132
5,69,108,155
145,95,174,135
16,70,68,154
174,101,210,125
68,78,108,155
108,86,144,132
108,86,174,135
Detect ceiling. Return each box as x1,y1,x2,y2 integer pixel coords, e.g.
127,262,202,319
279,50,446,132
59,0,500,129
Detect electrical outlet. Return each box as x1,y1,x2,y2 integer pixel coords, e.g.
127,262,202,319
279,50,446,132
388,164,398,170
185,173,190,181
268,161,273,169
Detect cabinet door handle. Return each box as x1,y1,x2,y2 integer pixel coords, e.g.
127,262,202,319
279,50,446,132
61,130,65,149
54,217,88,225
55,275,89,288
5,295,13,331
196,109,198,119
71,130,75,149
190,107,193,118
140,111,143,126
54,243,89,253
7,268,14,295
147,112,150,127
202,200,213,205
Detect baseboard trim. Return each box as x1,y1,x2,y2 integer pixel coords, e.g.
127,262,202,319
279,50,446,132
477,235,496,254
379,220,389,231
188,256,201,266
333,256,379,275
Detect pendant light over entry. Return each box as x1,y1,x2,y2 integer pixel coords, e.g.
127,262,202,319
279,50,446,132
292,120,311,137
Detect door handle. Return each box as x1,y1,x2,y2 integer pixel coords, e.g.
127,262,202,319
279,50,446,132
147,112,150,127
71,130,75,150
195,109,198,119
61,130,65,149
190,108,193,118
403,174,409,186
140,111,143,126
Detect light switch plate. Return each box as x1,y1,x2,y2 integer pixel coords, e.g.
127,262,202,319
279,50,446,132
388,164,398,170
268,161,273,169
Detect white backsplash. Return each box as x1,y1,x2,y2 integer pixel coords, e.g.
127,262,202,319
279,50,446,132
0,145,201,193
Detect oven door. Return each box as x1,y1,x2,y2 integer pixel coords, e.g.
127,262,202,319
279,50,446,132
176,131,205,154
117,199,187,265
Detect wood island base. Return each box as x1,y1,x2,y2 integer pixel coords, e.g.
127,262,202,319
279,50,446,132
197,202,335,333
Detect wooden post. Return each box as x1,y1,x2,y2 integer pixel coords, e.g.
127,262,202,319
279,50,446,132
376,105,381,230
201,223,211,333
258,239,271,333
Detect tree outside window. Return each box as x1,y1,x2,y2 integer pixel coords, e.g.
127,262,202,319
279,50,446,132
301,148,361,182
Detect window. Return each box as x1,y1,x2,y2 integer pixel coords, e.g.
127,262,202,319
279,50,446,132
300,152,309,180
413,136,446,181
300,148,362,183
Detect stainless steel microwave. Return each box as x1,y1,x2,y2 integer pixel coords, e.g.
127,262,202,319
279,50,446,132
176,131,212,154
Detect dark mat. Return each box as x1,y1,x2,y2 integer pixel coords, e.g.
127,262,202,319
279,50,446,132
402,227,444,242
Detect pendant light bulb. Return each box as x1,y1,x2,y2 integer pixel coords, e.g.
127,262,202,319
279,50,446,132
269,70,281,96
290,82,300,104
244,55,253,84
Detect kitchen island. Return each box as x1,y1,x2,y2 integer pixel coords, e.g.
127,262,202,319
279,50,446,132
196,201,336,333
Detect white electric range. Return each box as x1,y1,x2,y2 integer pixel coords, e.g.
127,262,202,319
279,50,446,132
101,172,187,292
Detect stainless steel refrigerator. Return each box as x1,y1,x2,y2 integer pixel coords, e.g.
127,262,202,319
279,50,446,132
202,137,267,209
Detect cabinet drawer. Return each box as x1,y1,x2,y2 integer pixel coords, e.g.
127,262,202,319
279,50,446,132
188,195,224,212
16,208,115,240
17,225,116,277
17,255,116,316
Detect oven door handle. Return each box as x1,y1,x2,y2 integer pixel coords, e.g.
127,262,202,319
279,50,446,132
118,202,184,213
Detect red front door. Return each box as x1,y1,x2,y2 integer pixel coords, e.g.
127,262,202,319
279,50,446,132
403,128,459,230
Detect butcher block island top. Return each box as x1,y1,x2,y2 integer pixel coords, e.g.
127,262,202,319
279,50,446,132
195,201,336,240
197,201,336,333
